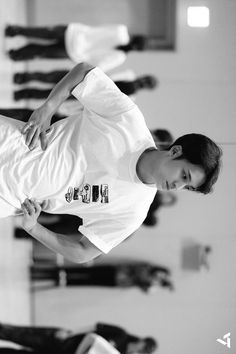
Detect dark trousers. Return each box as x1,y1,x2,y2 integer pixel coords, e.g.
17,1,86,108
7,25,68,60
14,70,68,84
0,108,64,123
9,42,67,61
31,265,117,286
14,88,75,101
7,25,66,40
13,70,138,97
13,81,138,100
0,323,83,354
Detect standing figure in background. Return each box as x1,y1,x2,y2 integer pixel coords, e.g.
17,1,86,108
111,71,158,100
1,69,158,120
6,23,149,72
0,333,120,354
0,107,65,124
30,261,174,291
13,70,158,101
0,322,158,354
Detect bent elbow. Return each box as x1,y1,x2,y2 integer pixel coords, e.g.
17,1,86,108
62,249,94,264
71,255,88,264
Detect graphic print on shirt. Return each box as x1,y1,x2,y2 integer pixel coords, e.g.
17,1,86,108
65,184,109,204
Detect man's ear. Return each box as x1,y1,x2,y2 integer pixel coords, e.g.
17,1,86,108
169,145,183,159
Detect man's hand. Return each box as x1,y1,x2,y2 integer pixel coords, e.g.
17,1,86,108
21,63,94,151
21,198,43,232
21,106,52,150
20,201,102,263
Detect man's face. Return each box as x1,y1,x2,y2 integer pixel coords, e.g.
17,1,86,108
127,340,146,354
154,146,206,192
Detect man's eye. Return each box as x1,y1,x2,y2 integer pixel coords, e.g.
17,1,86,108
182,172,187,180
185,185,195,191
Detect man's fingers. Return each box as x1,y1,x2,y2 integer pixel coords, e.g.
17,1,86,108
29,129,40,151
22,116,51,151
40,200,48,209
24,199,35,214
21,122,32,134
21,203,28,215
33,200,42,214
25,126,38,147
22,198,42,217
40,132,48,151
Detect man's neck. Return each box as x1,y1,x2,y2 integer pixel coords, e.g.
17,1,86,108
136,148,159,185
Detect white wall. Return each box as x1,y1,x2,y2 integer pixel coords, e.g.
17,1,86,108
32,1,236,353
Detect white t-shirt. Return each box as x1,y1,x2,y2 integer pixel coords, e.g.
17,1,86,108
79,335,120,354
58,70,136,116
110,69,136,82
65,23,129,72
58,70,136,117
0,68,157,254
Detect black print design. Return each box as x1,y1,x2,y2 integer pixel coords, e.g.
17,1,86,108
73,184,91,203
65,184,109,204
92,185,99,202
65,187,73,203
101,184,109,203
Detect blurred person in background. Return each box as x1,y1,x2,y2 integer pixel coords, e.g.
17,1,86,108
6,23,150,73
0,334,120,354
0,322,158,354
13,73,158,101
30,260,174,291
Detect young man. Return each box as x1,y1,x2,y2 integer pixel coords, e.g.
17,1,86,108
0,63,222,263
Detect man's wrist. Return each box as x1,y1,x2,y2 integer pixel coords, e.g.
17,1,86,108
41,101,55,118
23,222,39,234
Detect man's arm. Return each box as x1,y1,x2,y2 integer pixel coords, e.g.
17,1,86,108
22,62,94,150
28,224,101,263
21,199,102,263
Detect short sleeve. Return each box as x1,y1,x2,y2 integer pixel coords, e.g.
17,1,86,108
86,335,120,354
79,216,138,254
94,49,127,73
71,67,135,118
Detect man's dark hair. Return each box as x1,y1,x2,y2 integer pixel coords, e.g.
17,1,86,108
137,75,158,89
143,337,158,353
169,133,222,194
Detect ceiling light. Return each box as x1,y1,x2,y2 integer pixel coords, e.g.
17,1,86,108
187,6,210,27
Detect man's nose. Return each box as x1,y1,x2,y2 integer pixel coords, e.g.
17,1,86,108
173,180,186,190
